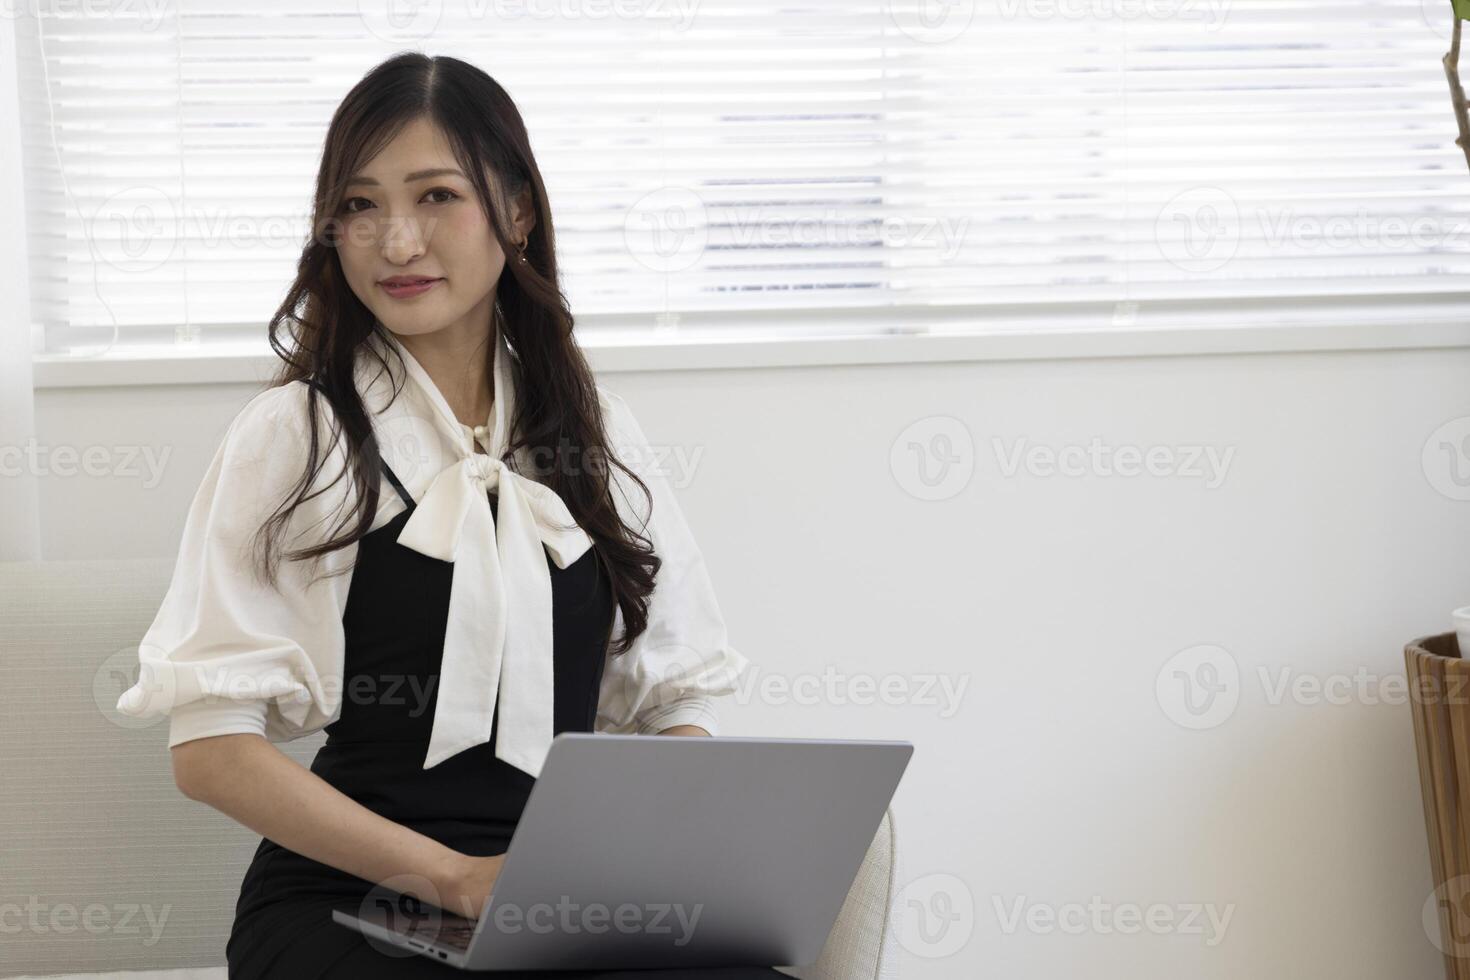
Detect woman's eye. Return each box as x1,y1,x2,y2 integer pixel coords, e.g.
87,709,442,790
338,189,452,214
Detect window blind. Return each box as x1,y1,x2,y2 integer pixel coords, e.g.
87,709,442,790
13,0,1470,355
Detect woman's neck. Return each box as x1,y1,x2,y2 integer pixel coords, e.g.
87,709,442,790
395,319,496,430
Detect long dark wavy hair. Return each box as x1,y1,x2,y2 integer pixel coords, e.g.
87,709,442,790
253,52,658,657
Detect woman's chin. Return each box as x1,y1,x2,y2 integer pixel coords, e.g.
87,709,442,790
375,311,452,338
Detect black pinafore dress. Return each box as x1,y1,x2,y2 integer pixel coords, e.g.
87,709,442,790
224,460,790,980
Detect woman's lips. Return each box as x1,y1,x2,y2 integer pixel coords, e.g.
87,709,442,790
379,277,443,299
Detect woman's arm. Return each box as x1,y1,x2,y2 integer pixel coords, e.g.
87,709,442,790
172,733,488,918
593,387,751,739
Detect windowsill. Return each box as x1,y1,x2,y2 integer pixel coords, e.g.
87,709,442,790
30,314,1470,389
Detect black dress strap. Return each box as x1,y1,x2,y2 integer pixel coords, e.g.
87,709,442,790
300,376,416,511
378,463,415,510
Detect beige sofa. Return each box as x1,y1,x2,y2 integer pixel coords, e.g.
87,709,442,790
0,558,900,980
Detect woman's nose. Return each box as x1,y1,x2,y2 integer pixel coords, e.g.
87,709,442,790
379,214,428,264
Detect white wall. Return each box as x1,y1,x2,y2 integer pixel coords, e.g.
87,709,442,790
33,343,1470,979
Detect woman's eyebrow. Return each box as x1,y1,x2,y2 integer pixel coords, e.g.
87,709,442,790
345,168,466,188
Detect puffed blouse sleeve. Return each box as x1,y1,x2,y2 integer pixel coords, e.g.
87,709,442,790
114,382,358,748
594,387,751,737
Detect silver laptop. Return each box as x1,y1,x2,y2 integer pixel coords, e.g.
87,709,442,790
331,732,912,971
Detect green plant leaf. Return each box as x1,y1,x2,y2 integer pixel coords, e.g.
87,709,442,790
1456,0,1470,21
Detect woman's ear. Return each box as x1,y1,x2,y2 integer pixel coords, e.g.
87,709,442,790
511,184,537,245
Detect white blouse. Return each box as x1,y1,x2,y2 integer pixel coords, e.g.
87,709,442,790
114,326,750,778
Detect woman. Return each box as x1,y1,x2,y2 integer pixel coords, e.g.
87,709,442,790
114,53,780,978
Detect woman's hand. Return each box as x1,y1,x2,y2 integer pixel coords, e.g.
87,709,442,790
444,852,506,921
656,724,710,736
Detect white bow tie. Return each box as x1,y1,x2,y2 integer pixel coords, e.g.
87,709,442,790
372,327,594,776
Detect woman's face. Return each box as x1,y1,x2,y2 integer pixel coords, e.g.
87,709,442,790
333,115,530,341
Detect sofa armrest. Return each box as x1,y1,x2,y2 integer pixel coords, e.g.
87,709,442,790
777,806,900,980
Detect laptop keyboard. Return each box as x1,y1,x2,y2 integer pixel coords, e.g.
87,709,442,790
363,892,479,955
433,923,475,951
